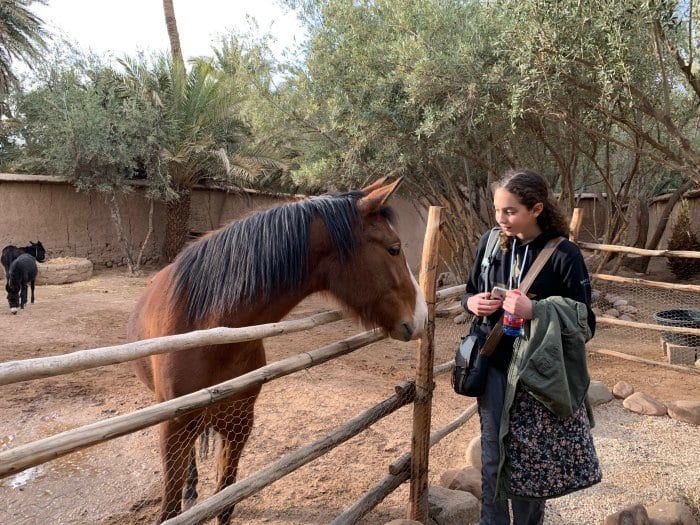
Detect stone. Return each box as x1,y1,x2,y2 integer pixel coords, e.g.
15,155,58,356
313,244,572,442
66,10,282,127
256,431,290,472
588,380,614,406
385,521,423,525
619,314,635,322
440,466,482,499
666,400,700,426
605,308,620,317
618,305,639,315
465,435,481,470
454,313,469,325
603,504,651,525
613,299,629,307
427,485,480,525
613,381,635,399
647,500,697,525
623,392,667,417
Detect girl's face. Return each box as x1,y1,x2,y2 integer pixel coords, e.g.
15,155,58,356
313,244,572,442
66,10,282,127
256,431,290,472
493,187,543,242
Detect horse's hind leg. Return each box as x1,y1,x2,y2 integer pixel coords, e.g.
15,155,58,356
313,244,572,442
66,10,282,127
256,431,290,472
158,417,200,522
182,446,199,505
212,395,258,525
30,280,35,304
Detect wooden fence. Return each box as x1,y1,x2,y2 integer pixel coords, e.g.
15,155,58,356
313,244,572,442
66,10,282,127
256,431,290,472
0,206,480,525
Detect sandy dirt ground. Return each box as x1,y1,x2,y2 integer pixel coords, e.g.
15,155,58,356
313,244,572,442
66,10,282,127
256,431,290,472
0,263,698,525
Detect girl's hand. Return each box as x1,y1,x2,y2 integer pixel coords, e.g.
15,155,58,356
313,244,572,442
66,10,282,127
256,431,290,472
503,290,534,320
467,292,503,317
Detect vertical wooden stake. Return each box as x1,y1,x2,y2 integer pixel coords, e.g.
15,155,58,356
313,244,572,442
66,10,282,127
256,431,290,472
409,206,442,522
569,208,583,244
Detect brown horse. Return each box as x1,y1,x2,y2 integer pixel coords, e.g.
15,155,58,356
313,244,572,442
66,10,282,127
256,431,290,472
127,177,427,523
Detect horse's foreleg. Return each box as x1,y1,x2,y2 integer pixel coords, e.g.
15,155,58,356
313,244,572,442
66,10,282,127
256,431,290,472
213,396,257,525
158,419,199,523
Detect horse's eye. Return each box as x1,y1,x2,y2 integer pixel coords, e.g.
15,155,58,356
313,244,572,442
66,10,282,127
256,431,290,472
388,244,401,256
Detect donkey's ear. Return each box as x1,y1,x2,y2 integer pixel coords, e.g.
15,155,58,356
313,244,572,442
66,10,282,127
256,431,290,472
358,176,404,214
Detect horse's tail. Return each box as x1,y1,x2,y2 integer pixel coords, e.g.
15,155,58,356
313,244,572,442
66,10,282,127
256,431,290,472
198,426,217,460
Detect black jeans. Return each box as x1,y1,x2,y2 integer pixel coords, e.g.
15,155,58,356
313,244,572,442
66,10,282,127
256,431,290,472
477,366,545,525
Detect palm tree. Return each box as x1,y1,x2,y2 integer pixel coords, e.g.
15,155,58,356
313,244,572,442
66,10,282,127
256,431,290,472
161,0,184,70
0,0,48,96
120,54,287,260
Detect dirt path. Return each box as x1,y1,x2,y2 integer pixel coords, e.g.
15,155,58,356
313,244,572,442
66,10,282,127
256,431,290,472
0,268,698,524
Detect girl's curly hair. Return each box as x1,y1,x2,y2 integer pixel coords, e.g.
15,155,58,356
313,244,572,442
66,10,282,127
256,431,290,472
492,169,569,252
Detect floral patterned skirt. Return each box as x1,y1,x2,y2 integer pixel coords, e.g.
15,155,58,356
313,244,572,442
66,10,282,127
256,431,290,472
505,388,602,499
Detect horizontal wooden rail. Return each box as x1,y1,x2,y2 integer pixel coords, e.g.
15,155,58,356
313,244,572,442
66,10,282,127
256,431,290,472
163,380,417,525
0,310,345,387
332,403,478,525
579,242,700,258
436,284,464,301
597,316,700,336
589,349,700,375
0,329,385,480
591,273,700,293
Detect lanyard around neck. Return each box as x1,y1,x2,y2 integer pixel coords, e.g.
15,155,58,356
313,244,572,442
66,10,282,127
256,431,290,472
509,239,529,290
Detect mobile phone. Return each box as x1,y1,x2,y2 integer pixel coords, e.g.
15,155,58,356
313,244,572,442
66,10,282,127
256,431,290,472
490,286,508,300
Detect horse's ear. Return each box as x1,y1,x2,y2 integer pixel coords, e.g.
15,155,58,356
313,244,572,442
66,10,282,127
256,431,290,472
360,176,391,194
358,176,404,214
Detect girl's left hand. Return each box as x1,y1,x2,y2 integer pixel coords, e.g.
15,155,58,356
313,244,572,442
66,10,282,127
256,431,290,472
503,291,534,320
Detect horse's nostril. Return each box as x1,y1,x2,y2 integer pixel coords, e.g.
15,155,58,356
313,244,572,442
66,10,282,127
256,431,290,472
402,321,412,339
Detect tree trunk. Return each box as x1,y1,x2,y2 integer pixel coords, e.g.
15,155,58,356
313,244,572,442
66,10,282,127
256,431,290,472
162,190,191,262
162,0,185,70
107,193,136,274
635,179,696,273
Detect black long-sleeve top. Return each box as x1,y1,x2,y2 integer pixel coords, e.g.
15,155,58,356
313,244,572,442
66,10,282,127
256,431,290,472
461,229,596,373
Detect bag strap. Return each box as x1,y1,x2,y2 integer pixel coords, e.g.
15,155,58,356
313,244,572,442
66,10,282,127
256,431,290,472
480,227,501,294
480,236,565,356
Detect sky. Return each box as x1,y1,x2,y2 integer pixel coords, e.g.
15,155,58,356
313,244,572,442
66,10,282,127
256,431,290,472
33,0,307,62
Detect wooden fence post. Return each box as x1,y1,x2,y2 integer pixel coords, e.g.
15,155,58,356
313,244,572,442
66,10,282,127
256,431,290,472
409,206,442,521
570,207,583,244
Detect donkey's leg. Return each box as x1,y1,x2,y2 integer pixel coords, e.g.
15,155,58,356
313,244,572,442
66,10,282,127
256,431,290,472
158,417,200,523
212,395,258,525
19,284,27,309
30,280,35,304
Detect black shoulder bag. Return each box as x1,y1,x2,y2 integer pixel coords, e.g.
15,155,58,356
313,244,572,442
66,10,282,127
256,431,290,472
452,236,564,397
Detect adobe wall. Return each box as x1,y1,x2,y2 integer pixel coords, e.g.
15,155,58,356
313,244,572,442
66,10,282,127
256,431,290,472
0,174,428,271
1,174,696,272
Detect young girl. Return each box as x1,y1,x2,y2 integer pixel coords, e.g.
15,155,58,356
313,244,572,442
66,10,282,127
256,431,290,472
462,169,598,525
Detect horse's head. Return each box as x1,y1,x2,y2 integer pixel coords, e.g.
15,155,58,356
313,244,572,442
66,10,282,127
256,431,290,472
325,177,427,341
30,241,46,262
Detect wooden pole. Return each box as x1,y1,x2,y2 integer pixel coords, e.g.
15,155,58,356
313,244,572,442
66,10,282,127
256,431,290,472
409,206,442,522
0,310,346,387
595,316,700,336
591,273,700,293
333,403,478,525
569,208,583,244
589,349,700,375
163,381,416,525
578,242,700,258
0,330,384,479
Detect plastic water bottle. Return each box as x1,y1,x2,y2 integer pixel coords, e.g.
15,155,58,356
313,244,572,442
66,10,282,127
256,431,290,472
503,290,525,337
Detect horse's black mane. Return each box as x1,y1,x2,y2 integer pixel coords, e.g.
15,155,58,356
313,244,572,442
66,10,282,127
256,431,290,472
172,191,378,323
